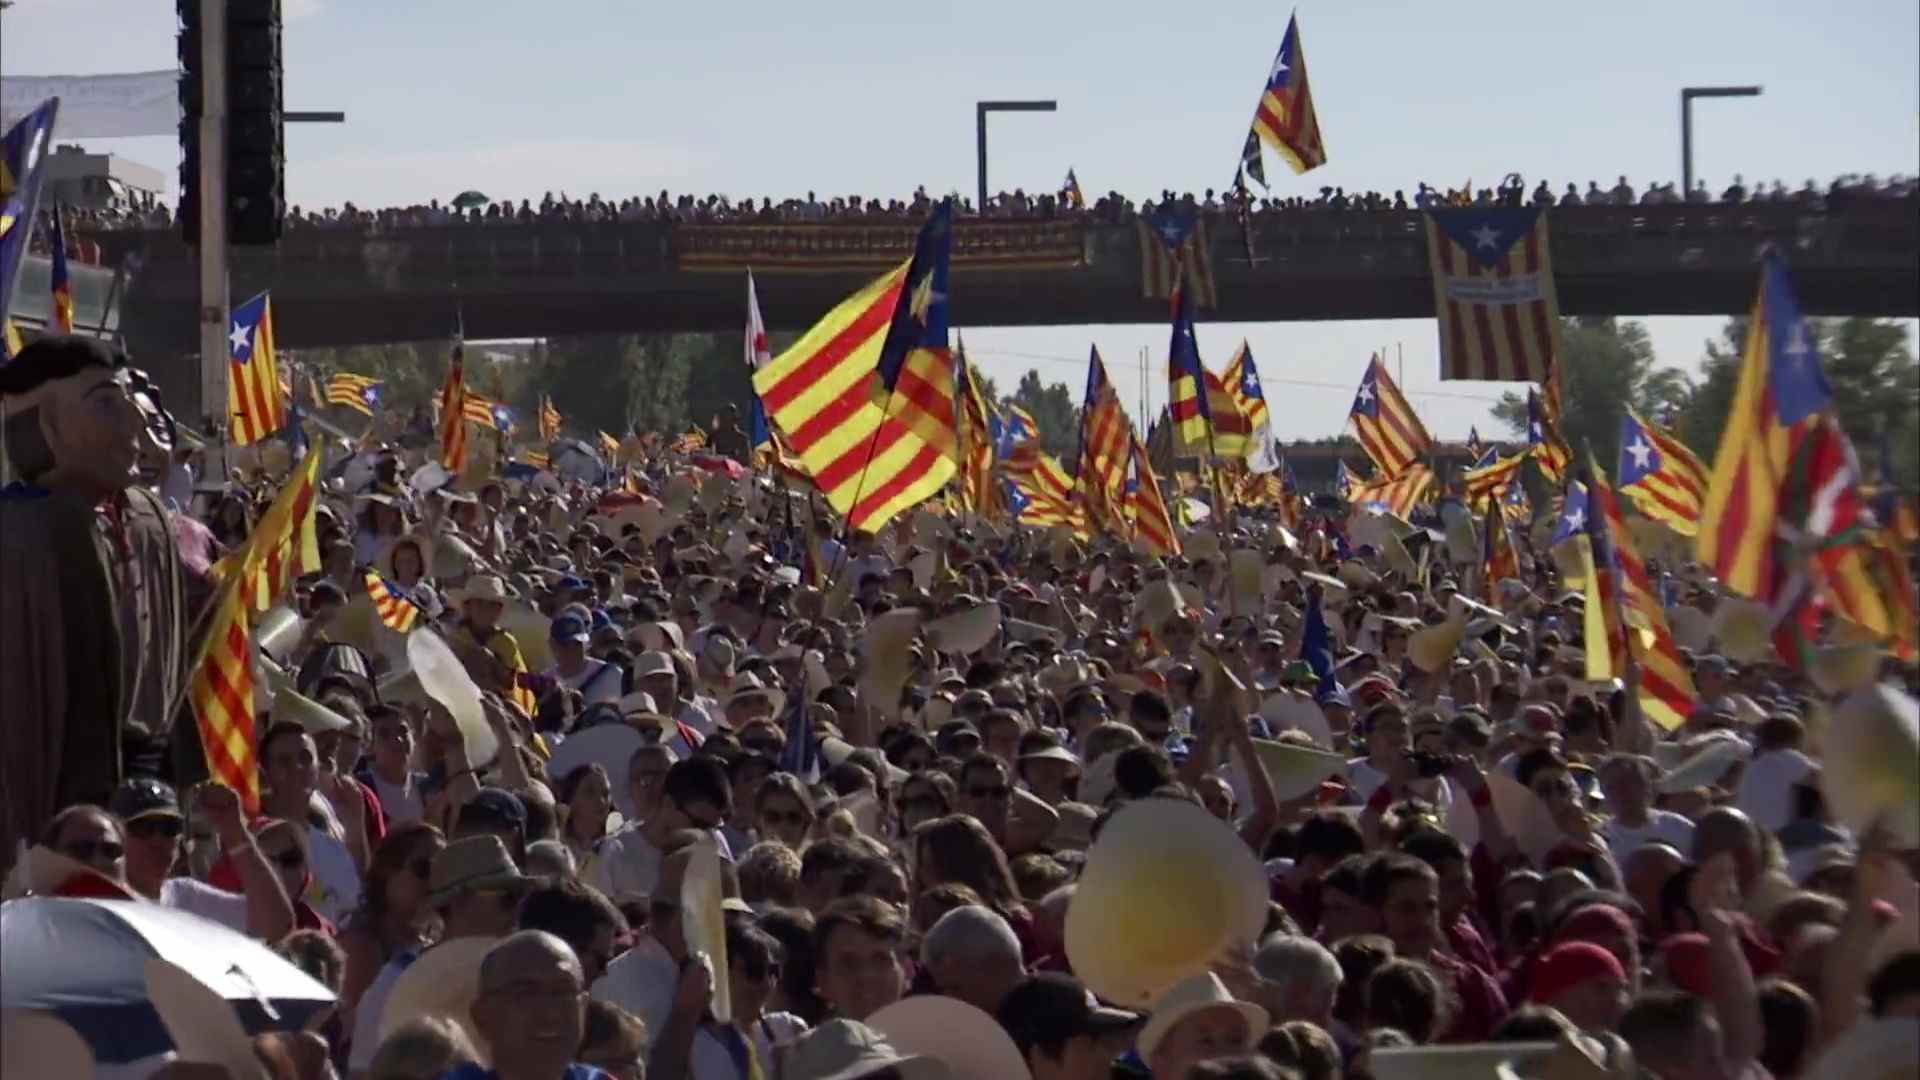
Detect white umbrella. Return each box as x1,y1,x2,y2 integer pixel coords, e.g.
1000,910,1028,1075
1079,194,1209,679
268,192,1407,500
0,897,334,1065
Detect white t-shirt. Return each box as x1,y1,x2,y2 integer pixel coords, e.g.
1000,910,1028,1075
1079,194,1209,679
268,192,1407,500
552,658,622,708
304,826,362,926
592,936,739,1080
159,875,249,934
1346,759,1454,815
347,944,421,1070
1603,810,1696,863
588,825,733,899
370,772,426,826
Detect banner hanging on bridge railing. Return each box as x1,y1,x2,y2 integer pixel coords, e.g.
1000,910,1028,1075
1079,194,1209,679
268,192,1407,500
673,221,1087,272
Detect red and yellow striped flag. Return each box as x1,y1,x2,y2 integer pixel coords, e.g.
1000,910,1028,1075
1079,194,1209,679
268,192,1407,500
1528,363,1572,484
752,263,957,533
437,339,469,472
1618,409,1707,536
1463,449,1528,509
1002,441,1085,534
1696,254,1874,662
540,396,562,442
208,443,324,612
226,292,287,446
1126,431,1180,557
1349,462,1433,518
870,201,959,464
955,345,998,516
48,205,73,333
1481,500,1518,598
189,581,261,813
1588,464,1697,729
366,571,421,633
1077,346,1133,533
1347,354,1430,480
1167,287,1252,459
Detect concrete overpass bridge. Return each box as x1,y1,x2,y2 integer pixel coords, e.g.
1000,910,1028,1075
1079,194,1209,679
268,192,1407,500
78,198,1919,415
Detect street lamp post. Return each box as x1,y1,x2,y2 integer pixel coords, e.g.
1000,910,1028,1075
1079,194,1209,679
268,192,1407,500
976,100,1057,214
1680,86,1762,197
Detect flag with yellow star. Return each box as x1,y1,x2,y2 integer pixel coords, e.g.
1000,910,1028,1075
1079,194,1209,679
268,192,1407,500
0,98,60,339
870,199,959,463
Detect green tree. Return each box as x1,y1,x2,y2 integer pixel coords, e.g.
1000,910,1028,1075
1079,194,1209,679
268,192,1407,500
1680,317,1919,487
1491,318,1690,473
1011,369,1079,461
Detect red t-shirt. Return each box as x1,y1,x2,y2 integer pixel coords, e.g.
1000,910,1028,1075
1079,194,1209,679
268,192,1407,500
1427,949,1509,1043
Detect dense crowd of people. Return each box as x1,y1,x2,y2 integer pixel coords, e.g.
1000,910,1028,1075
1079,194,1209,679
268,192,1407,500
2,331,1917,1080
49,172,1915,236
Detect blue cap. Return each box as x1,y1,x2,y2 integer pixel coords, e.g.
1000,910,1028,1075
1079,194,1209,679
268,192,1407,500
557,575,590,593
589,608,613,632
550,614,591,644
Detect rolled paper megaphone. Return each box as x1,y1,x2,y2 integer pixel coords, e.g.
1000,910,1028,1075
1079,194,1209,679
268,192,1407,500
1654,736,1751,794
858,608,924,722
1337,560,1380,589
379,936,495,1059
1238,738,1349,801
681,840,733,1023
1065,798,1269,1007
1,1010,95,1079
1711,598,1775,664
146,958,269,1080
926,601,1002,655
1259,691,1333,749
408,628,499,767
1821,685,1920,846
909,548,938,592
1809,642,1886,695
1668,605,1711,653
497,600,555,673
1184,529,1223,563
271,684,355,736
253,603,308,662
868,995,1033,1080
1228,549,1266,611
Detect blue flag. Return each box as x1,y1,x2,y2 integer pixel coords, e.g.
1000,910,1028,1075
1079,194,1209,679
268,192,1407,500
1299,586,1338,701
0,99,60,346
776,693,819,781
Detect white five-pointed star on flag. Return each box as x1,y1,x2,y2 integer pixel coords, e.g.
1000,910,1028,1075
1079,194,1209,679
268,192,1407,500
1355,381,1375,406
1562,507,1585,532
1468,224,1502,250
229,321,253,355
1627,437,1654,470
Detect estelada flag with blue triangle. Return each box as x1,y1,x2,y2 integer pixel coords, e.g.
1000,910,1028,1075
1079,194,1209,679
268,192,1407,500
0,98,59,344
870,199,959,464
1425,206,1562,382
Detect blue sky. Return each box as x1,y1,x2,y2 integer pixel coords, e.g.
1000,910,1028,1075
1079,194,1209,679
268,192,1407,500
4,0,1915,439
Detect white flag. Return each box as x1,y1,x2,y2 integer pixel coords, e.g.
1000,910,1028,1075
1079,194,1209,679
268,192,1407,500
745,270,771,369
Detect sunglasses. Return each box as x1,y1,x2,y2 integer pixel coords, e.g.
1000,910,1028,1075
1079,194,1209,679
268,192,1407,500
967,785,1013,801
128,817,184,841
61,840,125,863
761,809,810,827
267,849,306,870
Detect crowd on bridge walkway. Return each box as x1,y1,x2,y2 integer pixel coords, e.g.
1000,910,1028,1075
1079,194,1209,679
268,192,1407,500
2,307,1919,1080
43,170,1917,241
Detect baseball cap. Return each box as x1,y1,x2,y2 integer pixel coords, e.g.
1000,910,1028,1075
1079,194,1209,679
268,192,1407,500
109,778,182,824
550,614,591,644
995,973,1141,1056
1531,941,1625,1003
457,787,527,841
